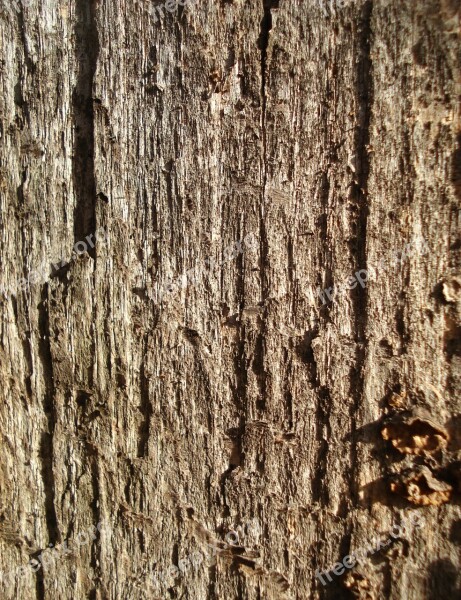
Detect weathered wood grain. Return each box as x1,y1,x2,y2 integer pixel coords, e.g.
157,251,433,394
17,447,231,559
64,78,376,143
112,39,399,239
0,0,460,598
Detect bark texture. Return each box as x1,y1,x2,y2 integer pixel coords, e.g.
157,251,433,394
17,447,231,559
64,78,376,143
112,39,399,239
0,0,460,598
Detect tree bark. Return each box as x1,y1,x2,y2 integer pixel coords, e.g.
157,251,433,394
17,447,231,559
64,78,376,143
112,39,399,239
0,0,460,598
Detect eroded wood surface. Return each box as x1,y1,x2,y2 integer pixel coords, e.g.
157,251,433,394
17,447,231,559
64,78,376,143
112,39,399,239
0,0,460,598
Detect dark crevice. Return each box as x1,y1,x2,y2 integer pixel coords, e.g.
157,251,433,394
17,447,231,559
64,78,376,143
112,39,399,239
251,322,268,414
223,227,248,498
317,172,334,321
163,160,175,247
37,288,60,547
284,386,293,432
287,235,294,284
231,224,247,414
349,0,373,507
257,0,276,296
16,167,27,207
282,347,293,430
17,6,36,77
72,0,100,255
311,171,335,505
21,334,34,398
89,456,103,592
451,132,461,201
352,0,373,334
296,333,332,504
258,1,276,163
231,327,247,412
207,565,217,600
138,334,153,458
312,386,332,505
31,547,45,600
255,1,278,416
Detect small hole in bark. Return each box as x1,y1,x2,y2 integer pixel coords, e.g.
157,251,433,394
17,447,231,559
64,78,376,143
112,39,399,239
76,390,91,407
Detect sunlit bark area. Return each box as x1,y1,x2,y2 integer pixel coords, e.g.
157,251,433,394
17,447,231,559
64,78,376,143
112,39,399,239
0,0,460,598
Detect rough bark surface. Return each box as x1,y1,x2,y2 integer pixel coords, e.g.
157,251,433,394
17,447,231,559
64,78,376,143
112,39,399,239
0,0,460,598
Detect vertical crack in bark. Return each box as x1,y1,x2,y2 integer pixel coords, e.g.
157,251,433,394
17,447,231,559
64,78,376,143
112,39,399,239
90,457,102,589
312,386,332,505
138,333,153,458
17,5,36,77
222,234,247,501
318,171,333,323
31,546,46,600
258,0,273,191
37,288,60,548
235,224,248,413
313,173,333,502
257,0,276,297
255,1,278,414
350,0,373,505
282,348,293,430
253,330,267,412
72,0,100,256
298,332,332,504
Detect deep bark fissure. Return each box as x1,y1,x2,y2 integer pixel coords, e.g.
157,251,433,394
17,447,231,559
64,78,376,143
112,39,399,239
258,0,274,178
137,333,153,458
257,0,277,298
72,0,100,254
31,546,46,600
37,289,60,548
89,457,103,593
349,0,373,506
317,172,333,323
255,1,278,416
35,290,59,600
312,386,332,505
17,5,36,78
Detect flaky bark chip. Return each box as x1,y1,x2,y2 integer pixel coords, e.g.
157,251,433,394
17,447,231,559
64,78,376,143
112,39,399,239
381,413,449,456
390,466,453,506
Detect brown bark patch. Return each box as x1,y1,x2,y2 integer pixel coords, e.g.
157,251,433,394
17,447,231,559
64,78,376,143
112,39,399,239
390,467,453,506
382,414,449,456
343,571,376,600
